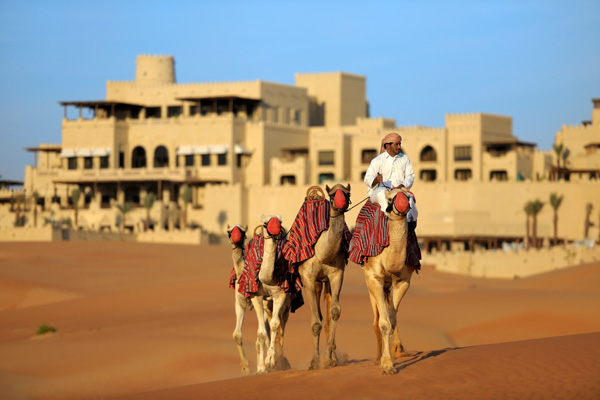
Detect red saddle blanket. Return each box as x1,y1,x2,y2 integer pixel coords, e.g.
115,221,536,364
349,200,421,269
282,199,352,265
235,232,303,311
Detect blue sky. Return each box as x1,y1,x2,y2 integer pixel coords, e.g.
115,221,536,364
1,0,598,181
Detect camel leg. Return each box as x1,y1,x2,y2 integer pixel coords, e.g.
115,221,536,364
232,294,251,376
250,296,268,374
275,297,292,370
364,270,397,375
322,280,332,343
389,276,412,359
265,291,287,369
324,267,343,367
367,288,383,364
301,274,322,370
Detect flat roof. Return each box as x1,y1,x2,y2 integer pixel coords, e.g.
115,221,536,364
175,95,261,102
59,100,145,108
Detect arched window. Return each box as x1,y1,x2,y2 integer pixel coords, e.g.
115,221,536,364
420,146,437,162
131,146,147,168
280,175,296,185
154,146,169,168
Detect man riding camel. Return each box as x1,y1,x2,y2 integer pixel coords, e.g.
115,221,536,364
363,132,418,231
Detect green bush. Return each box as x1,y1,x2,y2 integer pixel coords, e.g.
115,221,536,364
36,323,57,335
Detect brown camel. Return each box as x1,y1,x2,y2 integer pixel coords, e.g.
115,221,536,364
297,183,351,369
362,187,415,375
227,224,268,375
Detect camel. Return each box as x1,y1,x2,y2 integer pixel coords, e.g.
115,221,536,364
257,215,294,370
296,183,351,369
227,224,268,376
361,187,415,375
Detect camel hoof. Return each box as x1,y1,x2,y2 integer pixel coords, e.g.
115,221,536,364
240,365,252,376
391,344,406,359
381,366,399,375
256,368,268,375
265,353,276,369
324,351,338,368
308,359,320,370
380,359,397,375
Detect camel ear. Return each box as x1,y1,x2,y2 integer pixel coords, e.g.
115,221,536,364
243,225,248,232
325,184,330,193
227,224,230,230
346,183,351,191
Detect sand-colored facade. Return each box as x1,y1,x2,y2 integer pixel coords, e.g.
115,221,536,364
2,55,599,257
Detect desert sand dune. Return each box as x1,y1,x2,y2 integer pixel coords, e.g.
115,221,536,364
0,242,599,400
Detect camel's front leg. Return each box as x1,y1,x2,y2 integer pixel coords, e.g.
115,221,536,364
265,291,287,369
250,296,268,374
364,270,397,375
324,268,344,367
232,294,251,376
300,273,322,370
389,276,412,359
274,297,292,370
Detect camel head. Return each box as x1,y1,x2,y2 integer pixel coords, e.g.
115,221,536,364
325,183,351,213
227,224,248,246
261,214,286,239
385,188,410,217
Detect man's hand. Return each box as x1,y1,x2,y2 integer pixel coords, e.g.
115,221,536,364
371,173,383,188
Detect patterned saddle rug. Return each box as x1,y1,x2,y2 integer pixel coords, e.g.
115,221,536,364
235,232,304,312
282,198,352,265
349,199,421,270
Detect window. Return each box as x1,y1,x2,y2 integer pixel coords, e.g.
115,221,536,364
454,146,472,161
319,173,334,183
455,169,472,181
280,175,296,185
167,106,182,118
119,151,125,168
132,147,147,168
189,105,198,116
272,107,278,123
100,156,109,169
361,171,367,180
217,153,227,166
185,155,194,167
294,110,301,124
68,157,77,170
154,146,169,168
145,107,161,118
490,170,508,181
201,154,211,166
84,157,93,169
420,169,437,182
318,151,335,166
420,146,437,162
237,154,243,168
361,149,377,164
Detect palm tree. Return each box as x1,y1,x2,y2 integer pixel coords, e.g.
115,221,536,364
530,199,544,249
180,184,192,229
524,201,534,250
549,193,563,246
116,202,133,232
31,191,40,227
553,143,564,169
71,188,81,228
584,203,593,239
142,192,156,231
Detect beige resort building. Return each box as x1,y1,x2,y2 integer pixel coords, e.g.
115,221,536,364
2,55,599,261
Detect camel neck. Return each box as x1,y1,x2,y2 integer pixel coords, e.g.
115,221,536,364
258,236,278,286
232,246,244,278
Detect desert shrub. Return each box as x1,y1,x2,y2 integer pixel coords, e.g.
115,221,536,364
36,323,57,335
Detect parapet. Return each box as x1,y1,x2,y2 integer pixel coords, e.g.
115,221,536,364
135,54,176,84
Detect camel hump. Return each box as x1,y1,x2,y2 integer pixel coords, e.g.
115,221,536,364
306,185,325,200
